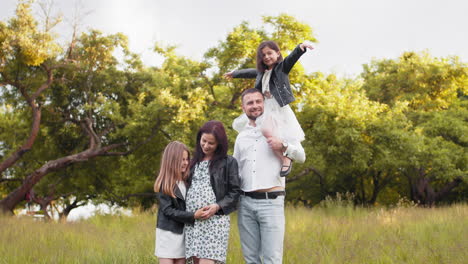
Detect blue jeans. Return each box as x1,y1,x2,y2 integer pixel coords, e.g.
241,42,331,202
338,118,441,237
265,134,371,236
237,195,285,264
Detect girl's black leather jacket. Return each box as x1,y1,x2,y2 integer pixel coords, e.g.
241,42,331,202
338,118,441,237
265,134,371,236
188,155,241,216
232,44,307,107
156,185,194,234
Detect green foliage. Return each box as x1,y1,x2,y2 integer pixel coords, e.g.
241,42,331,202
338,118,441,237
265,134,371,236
289,51,467,205
362,51,468,110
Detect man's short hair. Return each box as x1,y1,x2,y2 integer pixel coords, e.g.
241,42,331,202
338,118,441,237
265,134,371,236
241,88,263,103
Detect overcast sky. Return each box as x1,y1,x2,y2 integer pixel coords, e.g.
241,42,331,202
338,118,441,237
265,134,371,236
1,0,467,77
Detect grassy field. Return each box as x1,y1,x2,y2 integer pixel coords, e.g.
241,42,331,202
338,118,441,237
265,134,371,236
1,204,467,264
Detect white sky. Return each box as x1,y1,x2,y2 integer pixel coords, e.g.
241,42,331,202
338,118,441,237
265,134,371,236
1,0,467,77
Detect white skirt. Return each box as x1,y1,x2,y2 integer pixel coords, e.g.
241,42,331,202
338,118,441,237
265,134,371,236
232,97,305,142
155,228,185,259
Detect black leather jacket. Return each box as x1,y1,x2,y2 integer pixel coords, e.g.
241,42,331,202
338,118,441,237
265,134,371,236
187,156,241,215
232,44,307,107
156,185,194,234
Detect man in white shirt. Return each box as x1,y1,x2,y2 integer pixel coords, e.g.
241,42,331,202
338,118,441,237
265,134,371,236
233,88,305,264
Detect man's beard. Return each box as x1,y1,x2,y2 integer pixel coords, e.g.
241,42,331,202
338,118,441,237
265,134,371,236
246,110,263,121
246,114,257,121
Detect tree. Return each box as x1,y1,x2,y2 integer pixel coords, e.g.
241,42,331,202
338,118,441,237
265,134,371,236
0,1,61,176
290,73,410,205
401,104,467,206
362,52,468,205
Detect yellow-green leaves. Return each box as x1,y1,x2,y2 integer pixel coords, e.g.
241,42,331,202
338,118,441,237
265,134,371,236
362,51,467,111
0,1,61,67
263,14,317,52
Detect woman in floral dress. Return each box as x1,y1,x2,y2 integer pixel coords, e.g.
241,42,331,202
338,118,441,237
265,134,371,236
185,120,241,264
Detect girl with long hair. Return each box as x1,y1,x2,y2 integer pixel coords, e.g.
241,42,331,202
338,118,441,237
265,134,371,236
154,141,205,264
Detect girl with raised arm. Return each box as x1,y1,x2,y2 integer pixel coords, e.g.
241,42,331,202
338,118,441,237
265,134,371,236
225,40,314,176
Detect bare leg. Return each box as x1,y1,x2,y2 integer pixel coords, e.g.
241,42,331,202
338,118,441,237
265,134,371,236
174,259,186,264
282,156,292,169
158,258,186,264
271,147,292,176
280,155,293,177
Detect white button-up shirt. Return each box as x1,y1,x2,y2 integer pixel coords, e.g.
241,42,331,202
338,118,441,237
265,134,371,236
233,118,306,192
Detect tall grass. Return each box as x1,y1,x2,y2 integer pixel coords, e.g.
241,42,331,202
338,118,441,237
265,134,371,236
1,204,467,263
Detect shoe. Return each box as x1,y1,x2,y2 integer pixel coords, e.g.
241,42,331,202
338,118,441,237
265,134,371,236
280,161,293,177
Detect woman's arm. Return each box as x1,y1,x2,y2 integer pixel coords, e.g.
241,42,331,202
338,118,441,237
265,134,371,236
157,193,202,224
216,157,241,215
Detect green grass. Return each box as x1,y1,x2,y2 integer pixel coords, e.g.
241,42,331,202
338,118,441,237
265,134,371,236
1,204,467,263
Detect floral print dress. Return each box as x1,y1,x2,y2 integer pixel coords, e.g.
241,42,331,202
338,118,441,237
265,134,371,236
185,161,230,263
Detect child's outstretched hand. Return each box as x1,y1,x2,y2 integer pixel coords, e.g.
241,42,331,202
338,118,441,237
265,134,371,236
224,71,234,80
300,41,315,52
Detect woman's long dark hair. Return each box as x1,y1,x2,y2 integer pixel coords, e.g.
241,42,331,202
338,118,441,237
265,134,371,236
190,120,228,172
256,40,284,72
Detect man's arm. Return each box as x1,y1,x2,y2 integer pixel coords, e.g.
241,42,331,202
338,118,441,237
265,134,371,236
282,141,306,163
267,137,306,163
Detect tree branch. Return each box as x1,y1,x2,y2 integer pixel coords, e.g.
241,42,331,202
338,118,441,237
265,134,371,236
31,64,54,100
286,166,324,183
123,192,156,199
0,178,23,183
435,177,464,201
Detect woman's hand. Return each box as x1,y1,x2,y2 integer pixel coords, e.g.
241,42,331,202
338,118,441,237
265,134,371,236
199,204,220,220
194,208,206,219
223,71,234,80
300,41,315,51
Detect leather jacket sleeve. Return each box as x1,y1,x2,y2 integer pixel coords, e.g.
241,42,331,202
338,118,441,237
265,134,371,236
157,193,195,224
281,44,307,74
216,157,241,215
232,68,258,79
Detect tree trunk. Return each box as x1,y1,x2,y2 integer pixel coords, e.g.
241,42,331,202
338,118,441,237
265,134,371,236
0,106,41,174
410,168,463,206
0,68,53,175
414,177,436,206
435,177,463,201
32,195,54,220
286,166,327,199
59,199,83,221
369,171,381,205
359,172,366,204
